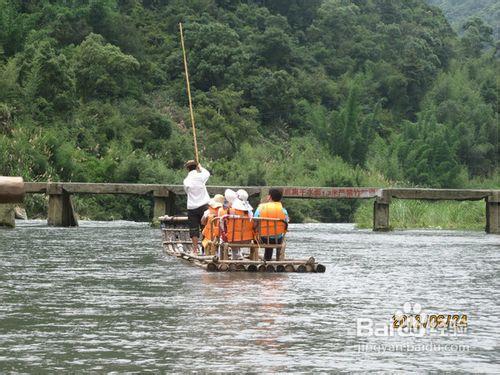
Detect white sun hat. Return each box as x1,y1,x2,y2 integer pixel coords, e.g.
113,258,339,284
232,198,252,212
208,194,224,208
236,189,249,202
224,189,238,204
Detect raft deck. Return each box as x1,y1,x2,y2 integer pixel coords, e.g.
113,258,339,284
160,216,326,273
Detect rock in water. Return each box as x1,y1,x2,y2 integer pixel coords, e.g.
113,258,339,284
0,204,15,227
14,206,27,220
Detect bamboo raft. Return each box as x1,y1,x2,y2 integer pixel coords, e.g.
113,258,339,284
160,216,326,273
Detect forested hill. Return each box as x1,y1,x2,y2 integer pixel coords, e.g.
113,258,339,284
0,0,498,221
427,0,499,38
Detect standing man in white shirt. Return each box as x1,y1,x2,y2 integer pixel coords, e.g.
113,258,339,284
183,160,210,254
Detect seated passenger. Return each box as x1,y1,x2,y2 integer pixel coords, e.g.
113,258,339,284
222,189,253,260
201,194,224,225
218,189,237,217
236,189,253,217
254,188,289,261
201,194,224,253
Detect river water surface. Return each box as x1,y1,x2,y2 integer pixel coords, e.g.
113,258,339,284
0,221,499,372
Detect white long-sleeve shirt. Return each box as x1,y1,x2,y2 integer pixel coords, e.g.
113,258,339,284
183,167,210,209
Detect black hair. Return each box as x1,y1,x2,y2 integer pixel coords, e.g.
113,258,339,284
187,164,196,172
269,188,283,202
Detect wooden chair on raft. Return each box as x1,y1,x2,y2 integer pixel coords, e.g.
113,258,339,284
217,216,288,261
202,216,220,256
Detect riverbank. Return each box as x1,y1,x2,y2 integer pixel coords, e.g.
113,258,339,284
354,200,485,230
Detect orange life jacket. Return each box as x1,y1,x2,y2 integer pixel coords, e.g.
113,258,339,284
224,208,254,242
257,202,287,237
202,206,219,240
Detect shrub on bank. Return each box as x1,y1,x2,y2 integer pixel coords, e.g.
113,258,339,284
354,200,485,230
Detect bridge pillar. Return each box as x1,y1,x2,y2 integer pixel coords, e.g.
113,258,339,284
486,193,500,234
152,189,175,226
373,192,391,231
153,196,167,219
0,204,15,228
47,184,78,227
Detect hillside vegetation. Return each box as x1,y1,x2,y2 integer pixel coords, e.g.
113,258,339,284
427,0,499,38
0,0,498,223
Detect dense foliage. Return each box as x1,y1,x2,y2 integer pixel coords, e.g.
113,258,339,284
0,0,498,222
427,0,499,39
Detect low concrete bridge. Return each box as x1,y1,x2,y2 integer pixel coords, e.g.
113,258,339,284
1,182,499,234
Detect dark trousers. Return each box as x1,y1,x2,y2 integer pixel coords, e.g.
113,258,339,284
187,204,208,238
261,236,283,261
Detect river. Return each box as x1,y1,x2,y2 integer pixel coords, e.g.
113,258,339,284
0,221,498,372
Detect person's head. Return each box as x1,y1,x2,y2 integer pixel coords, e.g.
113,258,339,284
184,160,197,172
268,188,283,202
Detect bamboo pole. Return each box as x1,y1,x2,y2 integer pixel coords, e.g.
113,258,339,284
276,264,286,272
206,262,218,272
0,177,24,203
179,23,199,164
218,263,229,272
315,264,326,273
265,264,276,272
305,264,314,272
295,264,307,273
284,264,294,272
228,263,246,272
246,264,258,272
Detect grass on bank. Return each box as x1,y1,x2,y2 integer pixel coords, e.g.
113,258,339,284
354,199,486,230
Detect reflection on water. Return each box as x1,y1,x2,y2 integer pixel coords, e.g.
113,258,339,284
199,273,290,373
0,221,499,372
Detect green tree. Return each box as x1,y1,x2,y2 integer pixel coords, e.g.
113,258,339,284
460,17,494,58
74,33,140,100
421,62,498,176
399,116,466,188
0,0,34,57
196,86,259,159
180,21,245,91
330,81,372,166
247,69,298,125
253,26,295,68
24,40,75,114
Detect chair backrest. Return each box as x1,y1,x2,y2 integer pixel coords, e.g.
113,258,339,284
161,216,191,241
221,215,255,242
253,217,287,244
220,216,288,244
202,215,220,241
255,217,287,237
